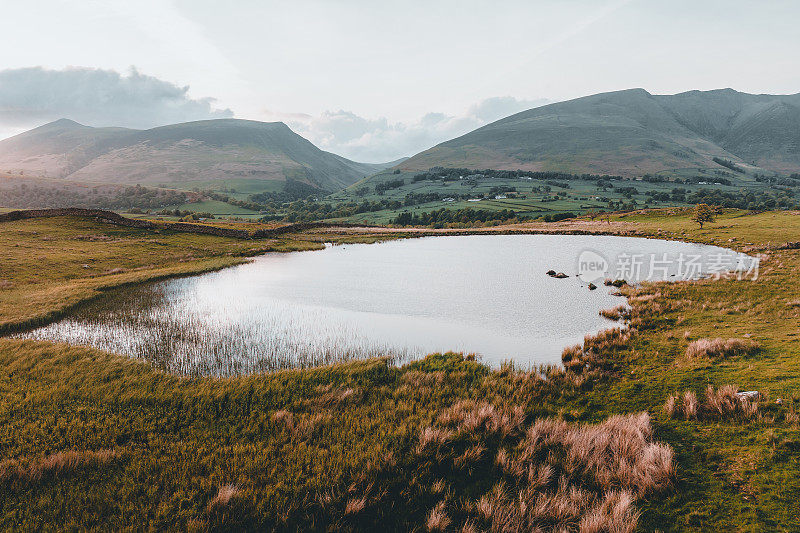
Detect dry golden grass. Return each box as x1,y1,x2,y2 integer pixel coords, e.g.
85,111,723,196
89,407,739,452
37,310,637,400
425,501,451,531
345,497,367,515
0,215,321,332
207,484,240,511
665,385,761,421
413,404,673,532
0,448,119,484
599,304,629,321
6,209,800,529
686,337,761,359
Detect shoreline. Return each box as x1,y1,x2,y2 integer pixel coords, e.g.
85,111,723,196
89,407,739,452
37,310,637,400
3,217,746,377
0,209,746,336
0,209,718,339
2,208,798,529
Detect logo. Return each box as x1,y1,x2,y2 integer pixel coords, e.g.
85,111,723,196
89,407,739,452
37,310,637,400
577,249,609,283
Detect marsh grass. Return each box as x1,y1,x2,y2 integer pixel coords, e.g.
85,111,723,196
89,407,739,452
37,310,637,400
0,342,628,531
17,282,417,375
0,215,322,333
410,405,672,532
664,386,760,421
0,448,120,485
685,337,761,359
599,304,629,321
5,209,800,529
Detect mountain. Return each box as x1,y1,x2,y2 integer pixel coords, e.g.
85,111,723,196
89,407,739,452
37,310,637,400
399,88,800,176
0,118,390,191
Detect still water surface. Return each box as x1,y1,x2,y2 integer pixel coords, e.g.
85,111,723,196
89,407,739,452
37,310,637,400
19,235,746,375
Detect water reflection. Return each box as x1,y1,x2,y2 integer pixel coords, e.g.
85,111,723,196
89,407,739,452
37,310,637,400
18,235,747,375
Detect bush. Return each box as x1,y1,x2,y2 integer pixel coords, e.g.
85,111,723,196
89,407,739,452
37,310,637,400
543,212,576,223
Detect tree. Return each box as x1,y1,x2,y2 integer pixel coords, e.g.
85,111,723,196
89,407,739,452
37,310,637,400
692,203,715,229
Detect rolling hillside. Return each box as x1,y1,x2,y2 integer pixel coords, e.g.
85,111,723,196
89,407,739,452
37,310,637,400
399,88,800,177
0,118,389,191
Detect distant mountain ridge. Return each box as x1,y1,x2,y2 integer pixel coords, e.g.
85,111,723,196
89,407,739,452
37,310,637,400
0,118,391,191
400,88,800,176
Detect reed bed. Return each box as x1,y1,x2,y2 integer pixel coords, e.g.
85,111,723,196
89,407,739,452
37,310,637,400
16,280,419,375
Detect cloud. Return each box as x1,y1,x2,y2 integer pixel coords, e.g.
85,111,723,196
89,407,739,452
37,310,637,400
263,96,549,163
0,66,233,131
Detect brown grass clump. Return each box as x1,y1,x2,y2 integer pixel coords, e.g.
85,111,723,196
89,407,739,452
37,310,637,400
682,391,698,420
599,305,629,321
665,386,760,421
686,337,760,359
426,501,451,531
436,400,526,439
417,427,456,454
413,405,673,532
578,490,639,533
344,497,367,515
561,327,633,376
786,405,799,427
0,448,119,484
309,386,361,407
208,484,240,511
663,393,678,418
272,409,326,440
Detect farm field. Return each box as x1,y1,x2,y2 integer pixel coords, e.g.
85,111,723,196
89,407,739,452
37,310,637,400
322,167,785,224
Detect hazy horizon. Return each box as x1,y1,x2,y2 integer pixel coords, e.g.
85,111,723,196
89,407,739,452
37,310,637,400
2,0,800,162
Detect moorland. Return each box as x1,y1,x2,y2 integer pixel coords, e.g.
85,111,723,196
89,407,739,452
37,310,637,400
2,209,800,531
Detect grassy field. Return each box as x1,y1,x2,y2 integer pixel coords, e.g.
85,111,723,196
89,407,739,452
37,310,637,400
0,216,321,332
323,169,779,224
166,199,263,217
2,210,800,530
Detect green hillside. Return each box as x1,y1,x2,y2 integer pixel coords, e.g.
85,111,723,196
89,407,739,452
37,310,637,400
400,88,800,177
0,118,389,193
319,164,798,225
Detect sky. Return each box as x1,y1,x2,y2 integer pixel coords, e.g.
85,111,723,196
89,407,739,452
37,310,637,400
1,0,799,162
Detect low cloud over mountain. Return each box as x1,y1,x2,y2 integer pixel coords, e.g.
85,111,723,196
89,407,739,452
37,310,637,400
0,66,232,135
263,96,549,163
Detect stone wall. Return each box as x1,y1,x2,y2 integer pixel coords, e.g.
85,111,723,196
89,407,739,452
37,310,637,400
0,208,249,239
0,208,374,239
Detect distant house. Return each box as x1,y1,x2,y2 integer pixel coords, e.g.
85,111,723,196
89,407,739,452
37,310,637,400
494,194,507,199
467,198,482,202
442,197,455,202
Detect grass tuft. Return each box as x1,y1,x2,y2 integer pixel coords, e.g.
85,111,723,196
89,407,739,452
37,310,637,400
686,337,761,359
